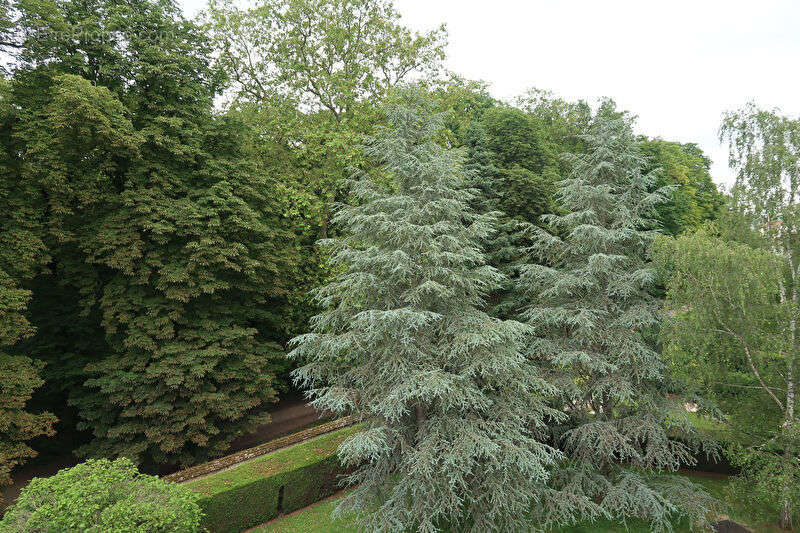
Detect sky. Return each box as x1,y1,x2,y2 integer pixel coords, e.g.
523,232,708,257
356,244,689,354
179,0,800,187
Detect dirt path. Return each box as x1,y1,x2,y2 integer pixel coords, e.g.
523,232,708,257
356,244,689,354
1,398,320,509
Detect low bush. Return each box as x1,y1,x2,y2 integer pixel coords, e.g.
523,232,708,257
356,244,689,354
185,426,358,533
0,458,202,532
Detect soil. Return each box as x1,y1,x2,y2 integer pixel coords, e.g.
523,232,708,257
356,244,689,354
711,519,752,533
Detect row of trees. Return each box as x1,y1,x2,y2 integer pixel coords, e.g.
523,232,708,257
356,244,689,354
1,0,722,514
292,94,719,531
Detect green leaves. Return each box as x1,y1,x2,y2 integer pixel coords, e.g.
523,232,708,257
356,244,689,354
0,458,203,532
205,0,446,119
0,0,298,469
639,139,722,236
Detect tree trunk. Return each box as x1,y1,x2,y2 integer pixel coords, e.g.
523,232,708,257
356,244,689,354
415,403,427,444
781,352,795,530
780,257,798,530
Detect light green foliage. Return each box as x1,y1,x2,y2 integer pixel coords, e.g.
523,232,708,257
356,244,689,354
0,458,203,532
519,111,714,531
204,0,446,118
655,228,788,422
640,139,722,236
516,88,593,153
719,103,800,528
656,227,800,525
289,92,561,533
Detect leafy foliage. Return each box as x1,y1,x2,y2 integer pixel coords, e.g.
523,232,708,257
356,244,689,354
290,92,561,532
204,0,446,118
656,225,800,525
640,139,722,236
3,0,290,468
204,0,450,349
0,77,56,502
721,103,800,529
519,111,714,530
0,458,203,532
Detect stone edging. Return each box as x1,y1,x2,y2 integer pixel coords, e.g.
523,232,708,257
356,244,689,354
163,415,358,483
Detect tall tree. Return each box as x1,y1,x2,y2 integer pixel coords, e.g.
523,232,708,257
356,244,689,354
204,0,446,119
0,77,56,501
5,0,292,467
518,110,713,530
640,139,722,236
289,92,561,532
719,102,800,529
204,0,449,345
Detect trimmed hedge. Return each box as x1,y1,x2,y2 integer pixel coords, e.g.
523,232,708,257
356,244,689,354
185,426,359,533
166,416,357,483
197,454,343,533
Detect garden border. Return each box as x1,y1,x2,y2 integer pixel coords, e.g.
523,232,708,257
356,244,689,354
164,415,358,483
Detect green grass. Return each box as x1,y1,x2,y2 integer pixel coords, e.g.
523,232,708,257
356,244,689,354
253,473,780,533
184,426,360,498
253,494,358,533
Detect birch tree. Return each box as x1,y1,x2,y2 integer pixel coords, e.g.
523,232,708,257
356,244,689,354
656,227,799,526
719,103,800,529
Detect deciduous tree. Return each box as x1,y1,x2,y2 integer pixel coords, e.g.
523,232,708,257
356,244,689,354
655,224,799,526
5,0,291,467
718,102,800,528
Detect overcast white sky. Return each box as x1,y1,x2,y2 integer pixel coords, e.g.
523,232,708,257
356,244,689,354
180,0,800,187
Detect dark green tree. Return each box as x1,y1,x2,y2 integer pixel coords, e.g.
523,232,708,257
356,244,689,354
640,139,722,236
290,93,561,532
0,77,56,502
519,111,714,530
5,0,292,467
0,274,56,504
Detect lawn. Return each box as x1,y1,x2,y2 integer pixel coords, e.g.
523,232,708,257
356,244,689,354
253,473,780,533
185,426,360,498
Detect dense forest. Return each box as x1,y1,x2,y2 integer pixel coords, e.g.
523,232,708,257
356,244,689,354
3,0,799,532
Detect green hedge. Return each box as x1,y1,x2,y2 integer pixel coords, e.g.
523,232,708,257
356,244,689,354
185,426,358,533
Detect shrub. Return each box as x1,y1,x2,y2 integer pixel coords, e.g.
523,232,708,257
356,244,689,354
185,425,358,533
0,458,202,532
197,454,343,533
